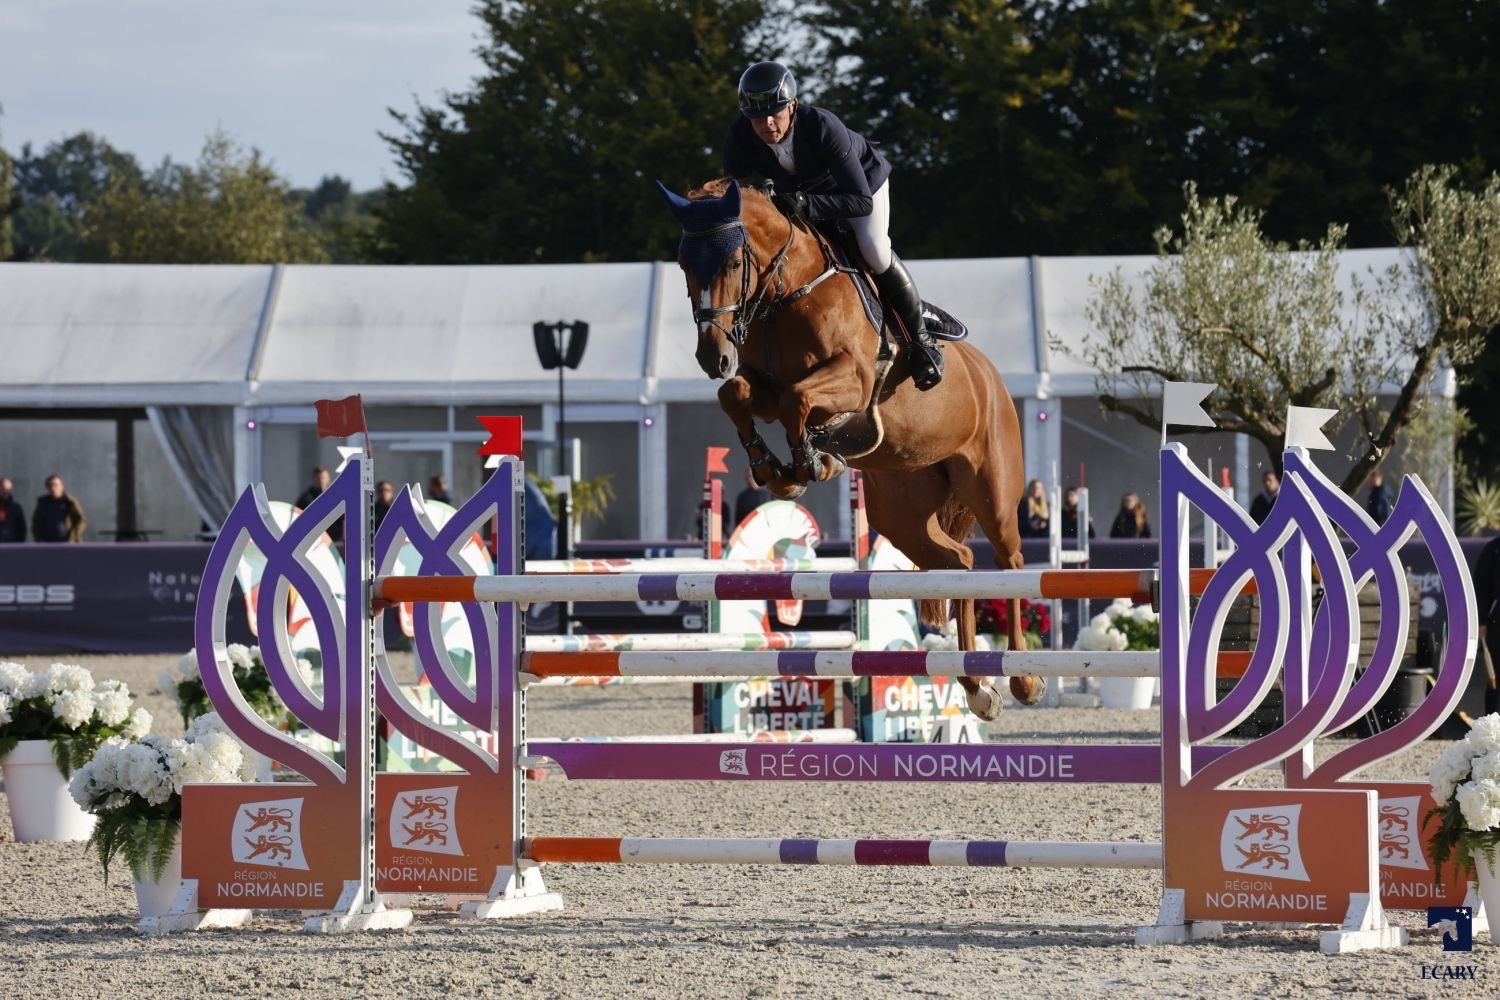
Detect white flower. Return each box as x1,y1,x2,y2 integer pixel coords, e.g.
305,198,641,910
68,763,94,809
22,670,52,699
48,662,95,694
1455,779,1500,833
0,692,11,727
1468,714,1500,753
176,649,201,682
1129,603,1159,624
293,656,317,686
93,681,132,727
157,669,179,696
1471,751,1500,785
0,661,29,696
120,741,174,805
187,712,230,741
1075,620,1127,652
51,687,96,729
123,707,153,740
226,644,254,672
1430,742,1476,804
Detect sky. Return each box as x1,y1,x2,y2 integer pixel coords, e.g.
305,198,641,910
0,0,487,189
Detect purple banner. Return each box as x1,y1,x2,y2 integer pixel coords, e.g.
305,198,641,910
533,740,1239,783
0,542,251,653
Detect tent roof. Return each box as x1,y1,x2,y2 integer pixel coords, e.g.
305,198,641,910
0,250,1422,408
0,263,272,405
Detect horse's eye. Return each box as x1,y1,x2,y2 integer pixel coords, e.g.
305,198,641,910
727,259,741,271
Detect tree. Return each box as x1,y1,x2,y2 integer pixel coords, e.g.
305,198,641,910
0,106,12,260
293,175,381,263
80,132,327,263
1380,166,1500,488
1067,167,1500,493
372,0,784,263
1230,0,1500,249
1019,0,1264,254
804,0,1064,257
8,132,142,261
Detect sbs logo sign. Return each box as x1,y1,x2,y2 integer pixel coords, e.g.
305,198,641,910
0,584,75,607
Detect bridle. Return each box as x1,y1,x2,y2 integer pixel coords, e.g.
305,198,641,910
687,212,851,349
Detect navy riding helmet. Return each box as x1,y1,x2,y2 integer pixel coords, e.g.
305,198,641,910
738,61,796,117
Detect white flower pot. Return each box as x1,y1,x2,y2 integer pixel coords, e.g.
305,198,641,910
133,835,184,919
1,739,96,842
1472,846,1500,942
1098,675,1156,710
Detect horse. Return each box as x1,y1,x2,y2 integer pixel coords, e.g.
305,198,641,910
656,177,1043,719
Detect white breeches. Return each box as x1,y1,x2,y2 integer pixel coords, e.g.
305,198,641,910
849,181,893,274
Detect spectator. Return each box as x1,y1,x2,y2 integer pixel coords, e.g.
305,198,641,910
1059,487,1094,541
1017,479,1050,538
0,477,26,543
523,476,558,560
1365,468,1394,525
32,474,88,542
295,467,331,510
294,466,341,542
1109,492,1152,539
428,475,453,505
374,480,395,527
731,467,770,534
1249,470,1279,524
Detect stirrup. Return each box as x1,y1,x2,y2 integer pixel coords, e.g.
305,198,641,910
909,339,944,391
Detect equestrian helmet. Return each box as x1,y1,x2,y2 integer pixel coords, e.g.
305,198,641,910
738,61,797,117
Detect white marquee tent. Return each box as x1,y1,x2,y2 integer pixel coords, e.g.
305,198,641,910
0,250,1431,541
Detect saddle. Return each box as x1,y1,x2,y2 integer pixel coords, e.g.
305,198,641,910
802,221,969,462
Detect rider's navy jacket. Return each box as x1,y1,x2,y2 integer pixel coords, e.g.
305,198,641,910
722,105,891,221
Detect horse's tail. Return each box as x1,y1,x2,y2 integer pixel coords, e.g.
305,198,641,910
918,497,976,629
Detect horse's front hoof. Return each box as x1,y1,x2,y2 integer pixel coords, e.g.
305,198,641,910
965,682,1003,721
1009,675,1047,706
767,479,808,500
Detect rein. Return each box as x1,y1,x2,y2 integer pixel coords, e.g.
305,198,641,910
688,212,855,348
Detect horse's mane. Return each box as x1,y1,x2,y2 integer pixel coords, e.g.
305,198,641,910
686,177,785,236
687,177,737,201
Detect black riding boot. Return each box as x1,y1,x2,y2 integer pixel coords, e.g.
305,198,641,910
875,256,943,391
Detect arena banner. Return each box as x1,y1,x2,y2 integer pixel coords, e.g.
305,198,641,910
0,536,1486,655
0,543,251,653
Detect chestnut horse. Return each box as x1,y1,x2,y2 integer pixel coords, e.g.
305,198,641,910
657,178,1042,718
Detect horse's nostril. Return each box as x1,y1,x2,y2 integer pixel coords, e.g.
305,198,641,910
719,356,731,375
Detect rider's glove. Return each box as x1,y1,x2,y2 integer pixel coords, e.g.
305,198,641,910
772,190,808,218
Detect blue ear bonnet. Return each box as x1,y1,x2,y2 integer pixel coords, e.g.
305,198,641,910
655,179,747,287
678,225,747,288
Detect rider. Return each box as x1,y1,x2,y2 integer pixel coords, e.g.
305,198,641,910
722,61,944,391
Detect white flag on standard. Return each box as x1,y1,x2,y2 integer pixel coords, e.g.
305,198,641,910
1162,381,1218,430
1284,406,1338,451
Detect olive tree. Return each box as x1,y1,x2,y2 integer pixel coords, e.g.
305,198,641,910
1066,168,1500,494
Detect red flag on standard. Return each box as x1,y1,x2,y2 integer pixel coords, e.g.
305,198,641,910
477,415,524,457
705,446,730,476
314,394,367,439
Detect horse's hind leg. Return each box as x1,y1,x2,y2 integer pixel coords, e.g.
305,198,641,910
865,469,1003,722
947,455,1047,706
